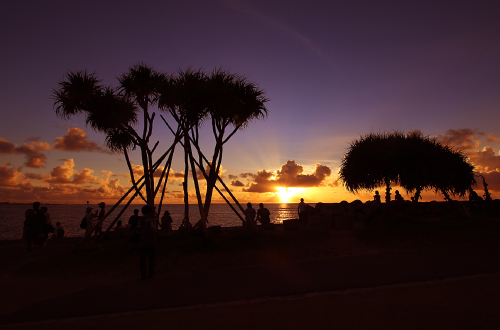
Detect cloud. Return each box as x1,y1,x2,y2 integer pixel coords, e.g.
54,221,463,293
435,129,500,175
328,178,340,188
243,160,332,193
488,134,500,143
0,137,47,168
437,128,485,151
468,147,500,173
53,128,112,154
0,165,24,187
277,161,332,187
73,168,98,184
130,165,178,180
97,178,126,195
478,171,500,192
44,159,97,184
230,180,245,187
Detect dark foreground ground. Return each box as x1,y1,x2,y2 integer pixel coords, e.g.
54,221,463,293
2,217,500,329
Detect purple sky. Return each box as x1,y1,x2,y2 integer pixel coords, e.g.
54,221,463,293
1,0,500,204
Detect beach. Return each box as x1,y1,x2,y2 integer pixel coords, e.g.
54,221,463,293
2,217,500,329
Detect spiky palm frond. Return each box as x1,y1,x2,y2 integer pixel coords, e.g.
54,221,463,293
207,68,268,130
85,87,138,133
158,68,210,127
118,63,167,110
53,71,102,119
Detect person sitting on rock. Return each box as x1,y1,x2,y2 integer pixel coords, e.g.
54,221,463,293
256,203,271,225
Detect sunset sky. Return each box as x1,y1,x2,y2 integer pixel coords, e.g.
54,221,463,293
1,0,500,204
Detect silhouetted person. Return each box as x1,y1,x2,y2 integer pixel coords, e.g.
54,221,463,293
53,222,65,238
115,220,123,230
83,207,95,245
94,202,105,238
160,210,173,236
394,190,404,203
128,209,140,230
139,205,158,280
24,202,46,253
373,191,381,204
40,206,54,239
256,203,271,225
245,202,257,228
298,198,308,225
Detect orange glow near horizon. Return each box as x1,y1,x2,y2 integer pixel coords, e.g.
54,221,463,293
276,187,303,203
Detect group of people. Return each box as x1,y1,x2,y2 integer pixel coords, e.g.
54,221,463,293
244,202,271,227
23,202,65,253
244,199,311,227
82,201,106,244
373,190,405,203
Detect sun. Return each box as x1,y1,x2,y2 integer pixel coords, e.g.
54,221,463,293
276,187,303,203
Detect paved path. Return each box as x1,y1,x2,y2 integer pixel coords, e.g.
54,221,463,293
2,240,500,325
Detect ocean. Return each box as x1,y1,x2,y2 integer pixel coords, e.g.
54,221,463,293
0,203,308,241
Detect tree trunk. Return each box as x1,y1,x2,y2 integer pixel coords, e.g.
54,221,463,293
203,139,222,217
186,133,208,237
385,179,392,204
413,187,422,203
183,140,190,224
441,189,452,202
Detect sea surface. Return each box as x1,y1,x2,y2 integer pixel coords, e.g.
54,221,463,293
0,203,309,241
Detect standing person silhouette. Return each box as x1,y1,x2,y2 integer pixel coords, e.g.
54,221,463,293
24,202,46,253
128,209,140,230
139,205,158,280
95,202,105,239
298,198,306,225
373,191,381,204
83,207,95,245
160,210,173,236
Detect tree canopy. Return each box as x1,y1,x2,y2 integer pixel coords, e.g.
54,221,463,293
339,131,476,202
53,63,269,237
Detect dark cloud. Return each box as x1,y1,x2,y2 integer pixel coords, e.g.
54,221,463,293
230,180,245,187
243,160,332,193
53,128,112,154
0,137,47,168
437,128,485,151
239,173,256,179
478,171,500,192
275,161,331,187
25,173,48,181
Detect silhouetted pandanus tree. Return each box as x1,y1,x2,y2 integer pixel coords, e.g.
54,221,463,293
433,145,476,201
159,68,269,233
53,64,179,208
202,69,268,217
339,131,405,203
158,69,211,230
340,131,476,204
